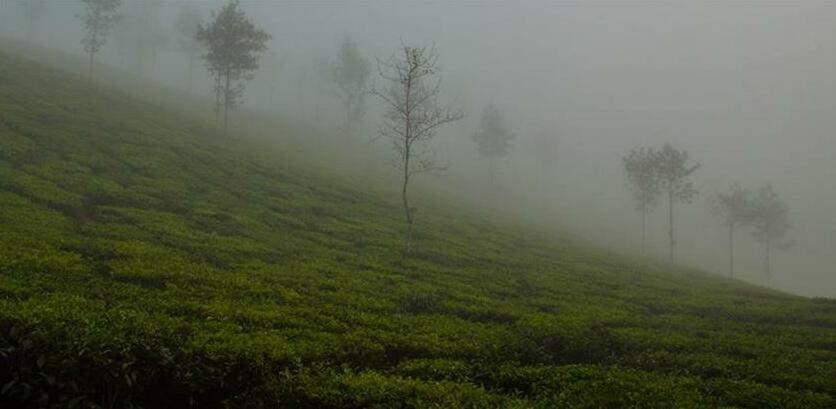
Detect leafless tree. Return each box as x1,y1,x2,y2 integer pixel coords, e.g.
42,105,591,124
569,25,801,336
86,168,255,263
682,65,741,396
24,0,48,43
622,147,661,255
654,143,700,263
332,36,371,139
131,0,166,78
526,126,559,168
749,184,791,284
371,44,463,259
311,55,330,121
78,0,122,80
175,4,203,92
258,51,285,108
710,184,752,278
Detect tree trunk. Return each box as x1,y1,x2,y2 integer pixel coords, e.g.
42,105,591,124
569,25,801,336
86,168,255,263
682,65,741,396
188,55,194,92
401,73,413,260
765,236,771,285
151,50,157,80
668,185,674,263
344,98,352,139
729,223,734,278
88,52,94,81
135,47,142,76
488,157,497,185
401,149,413,260
214,74,222,126
27,10,34,43
315,83,322,121
641,202,646,255
223,70,231,133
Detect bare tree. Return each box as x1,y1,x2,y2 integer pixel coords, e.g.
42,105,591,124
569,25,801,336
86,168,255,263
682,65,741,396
472,104,515,182
749,184,791,284
312,55,330,121
115,0,165,78
710,184,753,278
372,44,463,258
526,126,559,168
135,0,166,78
332,36,371,139
24,0,48,43
78,0,122,80
112,12,131,68
654,143,700,263
622,147,661,255
258,51,285,108
197,0,271,131
175,4,203,92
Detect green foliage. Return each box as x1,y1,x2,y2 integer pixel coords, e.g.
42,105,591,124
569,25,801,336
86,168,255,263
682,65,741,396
0,52,834,408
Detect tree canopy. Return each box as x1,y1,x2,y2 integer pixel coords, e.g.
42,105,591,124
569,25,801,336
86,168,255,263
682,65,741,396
197,0,271,129
472,104,515,160
332,36,371,138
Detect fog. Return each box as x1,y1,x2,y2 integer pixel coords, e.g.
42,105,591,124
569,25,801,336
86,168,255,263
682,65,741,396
1,0,834,297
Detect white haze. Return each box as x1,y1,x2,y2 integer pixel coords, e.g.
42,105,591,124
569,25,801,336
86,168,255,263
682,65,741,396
0,0,833,297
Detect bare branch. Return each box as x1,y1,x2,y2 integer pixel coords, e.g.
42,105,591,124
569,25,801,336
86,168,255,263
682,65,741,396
371,43,463,257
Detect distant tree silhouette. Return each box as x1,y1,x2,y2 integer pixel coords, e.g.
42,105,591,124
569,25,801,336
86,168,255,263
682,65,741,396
311,55,330,121
654,144,700,263
197,0,270,131
472,104,515,182
372,44,463,259
710,184,753,278
112,0,163,75
332,36,370,140
258,51,285,108
78,0,122,80
622,147,661,255
527,126,559,168
175,4,204,92
749,184,791,285
24,0,48,43
132,0,166,78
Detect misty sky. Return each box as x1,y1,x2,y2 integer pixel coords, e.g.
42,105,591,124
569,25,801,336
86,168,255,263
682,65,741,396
246,0,835,296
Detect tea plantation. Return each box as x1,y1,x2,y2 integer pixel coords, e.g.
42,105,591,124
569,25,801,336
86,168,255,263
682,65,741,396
0,51,834,408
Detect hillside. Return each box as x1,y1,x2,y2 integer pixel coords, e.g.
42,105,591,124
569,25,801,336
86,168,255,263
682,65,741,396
0,51,834,408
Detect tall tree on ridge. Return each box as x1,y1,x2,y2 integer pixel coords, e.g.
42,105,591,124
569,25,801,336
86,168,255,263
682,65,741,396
175,4,204,92
79,0,122,80
257,50,285,107
622,147,662,255
137,0,165,78
372,44,463,259
654,143,700,263
472,104,515,183
114,0,164,77
332,36,371,140
710,184,753,278
24,0,48,43
749,184,791,285
197,0,271,131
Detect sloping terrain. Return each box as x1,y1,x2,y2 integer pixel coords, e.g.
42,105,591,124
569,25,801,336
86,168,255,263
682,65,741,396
0,51,834,408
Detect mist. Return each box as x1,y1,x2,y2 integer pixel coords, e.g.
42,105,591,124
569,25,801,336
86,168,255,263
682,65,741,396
1,0,834,298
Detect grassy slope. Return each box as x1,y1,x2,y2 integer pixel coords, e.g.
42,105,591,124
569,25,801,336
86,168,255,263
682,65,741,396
0,51,834,408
